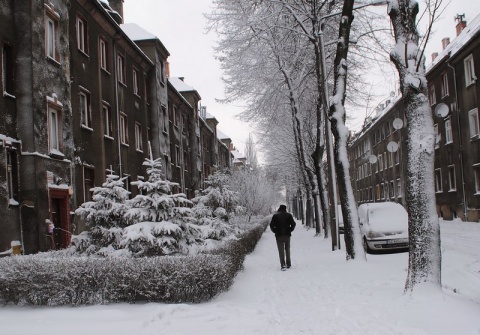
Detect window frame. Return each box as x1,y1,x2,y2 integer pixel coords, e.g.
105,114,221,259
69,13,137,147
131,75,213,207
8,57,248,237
2,43,14,96
79,87,92,129
45,6,60,62
83,166,95,203
6,150,18,201
468,108,480,139
76,15,88,55
48,103,62,154
445,118,453,144
99,37,109,72
464,54,476,87
428,83,436,106
135,122,143,152
117,53,126,85
448,165,456,191
434,168,443,193
133,67,140,96
441,72,449,97
120,112,128,145
102,101,113,138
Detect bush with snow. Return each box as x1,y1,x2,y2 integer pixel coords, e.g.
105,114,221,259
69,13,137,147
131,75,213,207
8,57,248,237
0,219,268,306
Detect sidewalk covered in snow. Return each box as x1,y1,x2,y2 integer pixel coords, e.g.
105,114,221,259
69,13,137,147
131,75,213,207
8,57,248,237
1,220,480,334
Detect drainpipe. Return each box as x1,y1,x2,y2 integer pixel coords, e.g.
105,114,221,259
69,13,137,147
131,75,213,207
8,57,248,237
447,62,468,220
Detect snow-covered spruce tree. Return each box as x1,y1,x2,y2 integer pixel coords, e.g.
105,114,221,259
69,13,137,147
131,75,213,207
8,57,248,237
73,174,130,255
123,158,201,256
191,169,241,240
387,0,442,292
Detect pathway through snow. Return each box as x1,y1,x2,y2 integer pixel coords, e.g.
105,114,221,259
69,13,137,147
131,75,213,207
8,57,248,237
1,221,480,335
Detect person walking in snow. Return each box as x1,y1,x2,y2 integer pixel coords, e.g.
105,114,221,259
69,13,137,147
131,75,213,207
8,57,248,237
270,204,296,271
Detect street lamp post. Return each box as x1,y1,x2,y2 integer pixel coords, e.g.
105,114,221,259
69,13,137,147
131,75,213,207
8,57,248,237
319,0,388,250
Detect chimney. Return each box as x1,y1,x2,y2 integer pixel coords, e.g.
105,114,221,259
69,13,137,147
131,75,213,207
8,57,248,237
455,14,467,36
108,0,124,23
432,52,439,61
442,37,450,50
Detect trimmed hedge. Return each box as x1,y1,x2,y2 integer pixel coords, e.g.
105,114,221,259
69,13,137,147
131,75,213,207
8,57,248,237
0,219,268,306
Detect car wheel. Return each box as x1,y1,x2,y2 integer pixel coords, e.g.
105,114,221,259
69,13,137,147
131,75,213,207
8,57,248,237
363,237,371,254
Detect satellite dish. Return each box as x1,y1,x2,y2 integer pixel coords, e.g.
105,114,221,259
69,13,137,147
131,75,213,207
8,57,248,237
392,118,403,130
387,141,399,152
368,155,378,164
434,103,449,118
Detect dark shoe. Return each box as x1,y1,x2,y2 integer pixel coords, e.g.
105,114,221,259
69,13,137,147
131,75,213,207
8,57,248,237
287,265,291,269
281,266,287,271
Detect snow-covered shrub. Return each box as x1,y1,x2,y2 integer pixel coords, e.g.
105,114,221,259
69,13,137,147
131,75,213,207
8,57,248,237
122,158,202,256
0,218,268,306
191,169,243,241
73,174,130,254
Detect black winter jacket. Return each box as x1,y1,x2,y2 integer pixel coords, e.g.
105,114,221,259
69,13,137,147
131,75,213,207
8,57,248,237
270,211,296,237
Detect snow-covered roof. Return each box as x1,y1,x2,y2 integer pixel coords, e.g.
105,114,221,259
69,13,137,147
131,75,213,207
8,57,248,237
217,129,230,140
169,77,196,93
428,14,480,71
121,23,157,41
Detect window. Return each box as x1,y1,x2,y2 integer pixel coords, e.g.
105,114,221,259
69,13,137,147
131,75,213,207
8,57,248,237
79,89,92,129
175,146,180,166
183,150,188,171
6,151,18,201
45,6,60,61
123,174,131,199
378,154,383,171
83,167,95,202
117,53,126,84
99,37,109,71
162,105,168,133
103,102,112,137
465,54,476,86
120,113,128,145
2,44,14,95
468,108,480,138
396,178,402,198
475,165,480,194
173,106,179,127
445,119,453,144
434,123,440,148
48,105,61,152
448,165,456,191
133,68,140,96
182,114,187,134
381,183,385,199
135,122,143,151
441,72,449,97
76,16,88,54
428,83,436,105
435,168,443,193
375,184,380,200
390,180,395,199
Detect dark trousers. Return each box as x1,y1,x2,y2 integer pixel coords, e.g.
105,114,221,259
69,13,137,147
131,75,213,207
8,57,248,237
276,236,291,267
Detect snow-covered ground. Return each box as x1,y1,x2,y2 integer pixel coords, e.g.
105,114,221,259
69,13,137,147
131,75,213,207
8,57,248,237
1,219,479,335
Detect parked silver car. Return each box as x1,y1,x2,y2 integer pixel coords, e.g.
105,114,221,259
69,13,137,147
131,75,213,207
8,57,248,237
358,202,409,253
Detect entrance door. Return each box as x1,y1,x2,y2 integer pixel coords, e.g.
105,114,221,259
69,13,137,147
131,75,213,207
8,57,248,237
49,188,71,249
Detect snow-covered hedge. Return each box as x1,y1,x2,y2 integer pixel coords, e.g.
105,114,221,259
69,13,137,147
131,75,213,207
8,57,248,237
0,220,268,306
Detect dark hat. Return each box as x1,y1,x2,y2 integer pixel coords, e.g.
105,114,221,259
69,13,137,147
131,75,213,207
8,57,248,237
278,205,287,212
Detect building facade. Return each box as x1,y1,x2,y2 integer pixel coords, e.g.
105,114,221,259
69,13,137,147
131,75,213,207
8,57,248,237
0,0,234,254
348,14,480,221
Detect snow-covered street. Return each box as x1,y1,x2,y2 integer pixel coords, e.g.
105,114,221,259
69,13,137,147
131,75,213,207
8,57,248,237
1,219,479,335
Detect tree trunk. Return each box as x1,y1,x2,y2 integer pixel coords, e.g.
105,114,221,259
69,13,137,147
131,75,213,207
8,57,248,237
329,0,365,260
387,0,441,291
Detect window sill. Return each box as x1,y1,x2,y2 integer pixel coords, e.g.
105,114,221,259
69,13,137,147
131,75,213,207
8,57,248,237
448,189,457,193
445,141,453,145
104,135,114,141
435,191,443,194
81,125,93,132
121,143,129,148
3,91,16,99
78,49,89,58
470,135,480,141
49,150,65,159
101,68,111,75
136,149,143,153
46,56,61,66
8,199,19,207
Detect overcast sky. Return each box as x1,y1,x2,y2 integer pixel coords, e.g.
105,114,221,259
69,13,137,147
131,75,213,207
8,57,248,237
122,0,480,152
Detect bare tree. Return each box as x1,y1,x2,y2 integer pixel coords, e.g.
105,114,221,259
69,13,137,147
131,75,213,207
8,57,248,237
386,0,444,291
